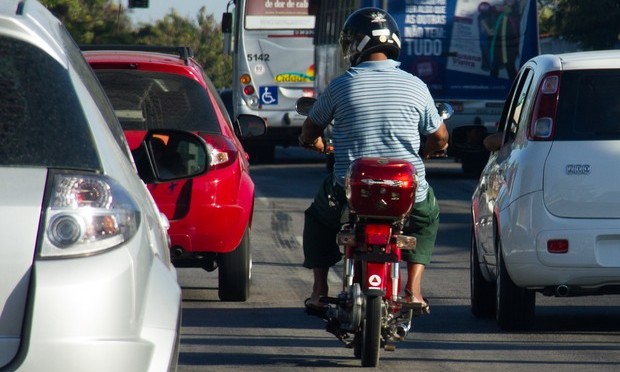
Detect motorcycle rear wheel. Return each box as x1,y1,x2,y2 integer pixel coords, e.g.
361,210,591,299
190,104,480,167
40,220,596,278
361,295,381,367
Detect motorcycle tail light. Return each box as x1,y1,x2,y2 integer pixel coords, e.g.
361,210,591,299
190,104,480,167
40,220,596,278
41,172,140,258
365,224,391,245
201,134,238,170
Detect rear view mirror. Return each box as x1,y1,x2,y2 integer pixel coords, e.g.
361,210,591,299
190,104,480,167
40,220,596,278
134,129,211,183
295,97,317,116
235,114,267,139
221,12,232,33
222,12,233,55
436,102,454,120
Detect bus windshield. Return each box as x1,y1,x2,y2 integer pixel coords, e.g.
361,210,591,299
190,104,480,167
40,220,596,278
245,0,315,30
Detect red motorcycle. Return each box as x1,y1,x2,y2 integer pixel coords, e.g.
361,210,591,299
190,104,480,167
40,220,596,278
296,98,452,367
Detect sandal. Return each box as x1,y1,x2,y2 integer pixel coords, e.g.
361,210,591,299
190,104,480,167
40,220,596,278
403,290,430,315
304,297,329,319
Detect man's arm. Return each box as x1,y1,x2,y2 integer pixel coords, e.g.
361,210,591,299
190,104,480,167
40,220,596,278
299,117,326,153
483,131,503,151
421,122,449,159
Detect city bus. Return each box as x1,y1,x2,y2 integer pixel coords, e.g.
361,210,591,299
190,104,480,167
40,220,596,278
222,0,316,163
311,0,539,174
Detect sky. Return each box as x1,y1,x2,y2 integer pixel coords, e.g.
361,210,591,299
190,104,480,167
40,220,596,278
124,0,231,24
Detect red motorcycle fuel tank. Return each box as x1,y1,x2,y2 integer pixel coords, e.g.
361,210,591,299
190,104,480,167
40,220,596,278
345,157,417,219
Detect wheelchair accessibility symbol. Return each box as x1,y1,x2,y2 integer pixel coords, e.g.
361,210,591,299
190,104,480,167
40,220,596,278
260,86,278,105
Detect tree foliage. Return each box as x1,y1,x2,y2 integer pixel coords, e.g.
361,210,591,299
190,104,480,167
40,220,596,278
40,0,232,88
40,0,135,44
132,8,232,88
537,0,620,50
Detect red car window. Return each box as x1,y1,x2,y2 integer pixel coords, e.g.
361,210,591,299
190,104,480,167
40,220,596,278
94,70,222,133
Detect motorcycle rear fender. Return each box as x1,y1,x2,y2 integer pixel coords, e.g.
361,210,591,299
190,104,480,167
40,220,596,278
366,288,385,297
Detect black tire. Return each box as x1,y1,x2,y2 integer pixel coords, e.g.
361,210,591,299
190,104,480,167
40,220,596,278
361,295,381,367
217,228,251,302
470,226,496,318
496,243,535,331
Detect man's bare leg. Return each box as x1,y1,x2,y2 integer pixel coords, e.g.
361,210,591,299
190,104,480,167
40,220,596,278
405,262,426,305
307,267,329,307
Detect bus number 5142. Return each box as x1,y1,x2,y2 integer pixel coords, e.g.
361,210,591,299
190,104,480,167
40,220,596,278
247,54,270,62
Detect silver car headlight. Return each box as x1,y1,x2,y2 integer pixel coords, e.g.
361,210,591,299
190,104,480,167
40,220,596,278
40,173,141,258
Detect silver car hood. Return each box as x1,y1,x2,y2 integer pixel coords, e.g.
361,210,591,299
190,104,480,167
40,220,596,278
0,168,47,367
544,141,620,218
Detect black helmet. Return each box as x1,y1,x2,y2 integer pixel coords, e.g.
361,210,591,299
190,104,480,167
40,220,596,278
339,7,401,67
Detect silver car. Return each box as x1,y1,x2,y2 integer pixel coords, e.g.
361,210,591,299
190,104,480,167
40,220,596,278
0,0,209,370
452,50,620,331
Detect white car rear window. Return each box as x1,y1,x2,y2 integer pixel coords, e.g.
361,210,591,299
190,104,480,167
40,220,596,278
0,37,100,169
556,70,620,140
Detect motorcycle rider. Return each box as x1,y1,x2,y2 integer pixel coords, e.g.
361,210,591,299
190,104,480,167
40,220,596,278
300,7,449,316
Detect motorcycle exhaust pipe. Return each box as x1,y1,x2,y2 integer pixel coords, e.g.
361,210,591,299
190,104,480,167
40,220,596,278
391,321,411,341
390,322,411,341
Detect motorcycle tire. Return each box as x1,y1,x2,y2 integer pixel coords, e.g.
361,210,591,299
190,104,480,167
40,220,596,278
361,294,381,367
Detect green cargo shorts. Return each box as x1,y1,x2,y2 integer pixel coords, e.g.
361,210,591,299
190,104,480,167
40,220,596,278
302,174,439,268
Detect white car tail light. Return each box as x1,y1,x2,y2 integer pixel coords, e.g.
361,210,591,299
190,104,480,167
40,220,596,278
41,173,140,258
529,72,561,140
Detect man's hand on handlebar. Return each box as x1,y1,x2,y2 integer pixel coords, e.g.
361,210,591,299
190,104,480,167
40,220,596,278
299,117,328,154
421,123,450,159
298,135,326,154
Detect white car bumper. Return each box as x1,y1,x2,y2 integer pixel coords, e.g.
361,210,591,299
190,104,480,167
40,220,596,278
500,192,620,289
11,245,181,372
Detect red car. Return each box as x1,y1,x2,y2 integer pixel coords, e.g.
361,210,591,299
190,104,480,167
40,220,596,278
83,45,266,301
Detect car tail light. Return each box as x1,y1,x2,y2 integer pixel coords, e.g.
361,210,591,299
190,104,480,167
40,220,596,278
365,224,392,246
547,239,569,254
202,134,238,170
41,173,140,258
240,74,251,85
529,72,561,140
243,85,255,95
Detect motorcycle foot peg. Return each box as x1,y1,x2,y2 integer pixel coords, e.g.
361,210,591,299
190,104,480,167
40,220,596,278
384,343,396,352
319,296,341,305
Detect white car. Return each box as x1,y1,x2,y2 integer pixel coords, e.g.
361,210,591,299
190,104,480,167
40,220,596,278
452,50,620,331
0,1,209,370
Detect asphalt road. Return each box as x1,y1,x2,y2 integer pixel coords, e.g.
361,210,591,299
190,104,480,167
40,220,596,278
176,148,620,371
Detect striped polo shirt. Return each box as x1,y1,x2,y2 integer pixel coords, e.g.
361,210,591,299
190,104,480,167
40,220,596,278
309,59,442,203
